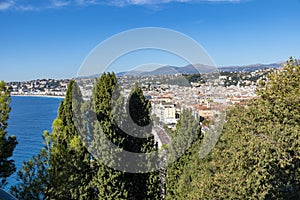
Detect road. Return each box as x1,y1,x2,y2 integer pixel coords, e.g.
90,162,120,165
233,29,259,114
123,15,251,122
152,125,171,148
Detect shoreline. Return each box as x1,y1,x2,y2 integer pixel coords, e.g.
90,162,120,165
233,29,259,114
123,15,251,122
11,94,65,99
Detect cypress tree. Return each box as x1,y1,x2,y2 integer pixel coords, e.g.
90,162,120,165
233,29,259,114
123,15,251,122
90,72,128,199
47,80,94,199
90,76,161,199
123,83,161,200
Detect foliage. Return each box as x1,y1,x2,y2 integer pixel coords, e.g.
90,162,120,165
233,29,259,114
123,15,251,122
90,75,161,199
10,132,50,200
11,80,94,199
165,109,202,199
168,57,300,199
182,74,204,84
47,80,94,199
0,81,17,188
89,72,128,199
124,83,160,199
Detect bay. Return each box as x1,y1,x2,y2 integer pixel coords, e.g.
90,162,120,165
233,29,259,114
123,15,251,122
5,96,62,191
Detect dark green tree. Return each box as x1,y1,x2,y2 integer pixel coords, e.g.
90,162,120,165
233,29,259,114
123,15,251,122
0,81,17,188
47,80,94,199
123,83,161,200
165,109,202,200
90,75,161,199
89,72,128,199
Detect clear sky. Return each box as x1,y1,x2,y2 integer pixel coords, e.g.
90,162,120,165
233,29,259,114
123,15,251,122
0,0,299,81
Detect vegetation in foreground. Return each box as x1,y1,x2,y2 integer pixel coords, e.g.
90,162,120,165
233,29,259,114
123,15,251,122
0,58,299,199
0,81,17,188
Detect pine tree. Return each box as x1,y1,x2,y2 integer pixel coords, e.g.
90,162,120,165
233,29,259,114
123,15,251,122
0,81,17,188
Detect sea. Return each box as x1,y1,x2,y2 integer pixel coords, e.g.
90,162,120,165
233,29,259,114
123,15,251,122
4,96,63,192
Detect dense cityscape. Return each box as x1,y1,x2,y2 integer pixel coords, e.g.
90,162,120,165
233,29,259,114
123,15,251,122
7,68,276,128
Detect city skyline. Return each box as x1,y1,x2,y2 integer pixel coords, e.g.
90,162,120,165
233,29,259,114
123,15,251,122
1,0,300,81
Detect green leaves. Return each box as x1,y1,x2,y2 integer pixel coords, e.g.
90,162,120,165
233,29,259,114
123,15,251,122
10,145,49,200
47,80,94,199
90,75,160,199
11,81,94,199
165,109,202,200
0,81,17,188
167,58,300,199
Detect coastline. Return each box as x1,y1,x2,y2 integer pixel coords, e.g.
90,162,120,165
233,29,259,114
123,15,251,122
11,94,65,99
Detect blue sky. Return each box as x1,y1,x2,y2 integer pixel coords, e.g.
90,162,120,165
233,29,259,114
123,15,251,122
0,0,299,81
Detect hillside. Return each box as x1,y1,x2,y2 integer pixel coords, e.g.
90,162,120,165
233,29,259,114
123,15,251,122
116,62,283,76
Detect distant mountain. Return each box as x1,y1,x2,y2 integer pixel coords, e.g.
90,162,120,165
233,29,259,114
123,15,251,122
141,66,179,75
219,62,284,72
177,64,217,74
117,64,219,76
116,62,283,76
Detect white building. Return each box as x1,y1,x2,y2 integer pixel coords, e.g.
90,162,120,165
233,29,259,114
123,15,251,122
153,101,177,125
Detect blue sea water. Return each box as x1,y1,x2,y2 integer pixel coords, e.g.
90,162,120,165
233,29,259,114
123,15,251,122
4,96,62,191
